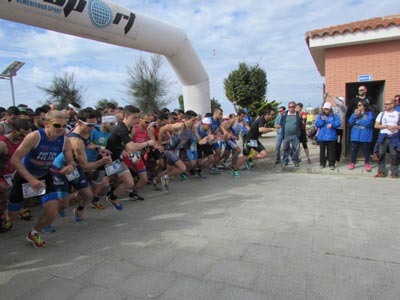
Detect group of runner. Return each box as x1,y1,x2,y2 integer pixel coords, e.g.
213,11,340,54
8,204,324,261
0,103,276,248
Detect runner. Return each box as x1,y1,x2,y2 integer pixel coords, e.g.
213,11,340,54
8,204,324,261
6,110,75,248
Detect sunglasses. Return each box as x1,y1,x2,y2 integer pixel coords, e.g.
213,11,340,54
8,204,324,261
384,103,393,105
288,106,295,108
49,122,67,129
357,104,363,106
79,119,97,127
108,123,116,126
15,130,28,137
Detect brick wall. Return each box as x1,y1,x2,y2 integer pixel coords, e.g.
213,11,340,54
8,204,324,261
325,39,400,99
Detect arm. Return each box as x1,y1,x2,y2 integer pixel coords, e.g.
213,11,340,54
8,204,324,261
356,112,374,128
70,137,112,172
10,131,44,190
332,115,342,129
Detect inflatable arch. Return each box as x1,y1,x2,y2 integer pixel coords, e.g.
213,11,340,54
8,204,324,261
0,0,211,115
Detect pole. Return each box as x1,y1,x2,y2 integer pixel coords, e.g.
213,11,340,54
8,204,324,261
9,76,15,106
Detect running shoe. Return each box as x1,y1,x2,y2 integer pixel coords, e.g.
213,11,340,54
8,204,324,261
195,170,207,179
129,190,145,201
329,166,335,170
161,176,169,191
365,163,371,172
210,167,222,174
294,163,300,167
152,178,162,191
349,163,355,170
106,197,124,211
58,209,66,218
0,218,13,233
26,231,46,248
245,159,252,170
307,159,312,164
91,201,106,210
41,224,56,234
232,170,240,177
72,208,84,223
179,172,189,181
19,208,33,221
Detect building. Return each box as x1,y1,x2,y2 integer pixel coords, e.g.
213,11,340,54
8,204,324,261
305,14,400,156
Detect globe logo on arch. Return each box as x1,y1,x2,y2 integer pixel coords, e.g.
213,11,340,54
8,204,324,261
88,0,113,28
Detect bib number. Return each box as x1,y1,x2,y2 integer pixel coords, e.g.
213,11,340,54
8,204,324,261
105,160,124,176
65,168,80,182
22,180,46,198
249,139,258,147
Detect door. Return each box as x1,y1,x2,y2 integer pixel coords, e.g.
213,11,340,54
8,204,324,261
344,80,385,158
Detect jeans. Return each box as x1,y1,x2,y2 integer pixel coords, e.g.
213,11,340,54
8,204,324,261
378,138,399,176
282,134,300,164
351,141,370,164
275,133,283,162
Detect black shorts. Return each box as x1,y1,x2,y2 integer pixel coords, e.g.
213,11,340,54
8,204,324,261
197,143,214,159
299,129,308,149
8,172,57,212
242,136,265,156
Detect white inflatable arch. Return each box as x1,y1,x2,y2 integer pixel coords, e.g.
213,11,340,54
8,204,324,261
0,0,210,115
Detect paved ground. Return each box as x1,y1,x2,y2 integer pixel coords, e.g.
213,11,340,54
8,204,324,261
1,136,400,300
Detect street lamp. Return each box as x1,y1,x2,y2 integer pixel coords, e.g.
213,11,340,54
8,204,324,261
0,61,25,106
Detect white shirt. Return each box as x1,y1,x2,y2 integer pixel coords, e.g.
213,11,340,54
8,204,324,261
376,111,399,135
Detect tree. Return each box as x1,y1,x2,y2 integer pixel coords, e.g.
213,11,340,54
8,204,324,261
126,54,172,113
210,97,221,112
224,62,268,116
95,99,119,111
38,71,84,109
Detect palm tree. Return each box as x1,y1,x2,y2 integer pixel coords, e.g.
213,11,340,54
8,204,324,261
126,54,172,113
38,71,85,109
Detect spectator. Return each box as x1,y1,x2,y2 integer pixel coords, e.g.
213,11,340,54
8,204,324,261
348,100,374,172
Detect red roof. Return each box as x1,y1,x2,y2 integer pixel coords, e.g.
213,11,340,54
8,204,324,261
307,14,400,38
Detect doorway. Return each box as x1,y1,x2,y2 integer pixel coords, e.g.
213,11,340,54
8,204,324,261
344,80,385,158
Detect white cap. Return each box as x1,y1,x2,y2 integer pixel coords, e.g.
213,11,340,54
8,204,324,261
323,102,332,109
201,118,211,125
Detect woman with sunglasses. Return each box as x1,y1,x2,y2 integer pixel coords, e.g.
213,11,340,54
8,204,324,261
6,110,76,248
348,100,374,172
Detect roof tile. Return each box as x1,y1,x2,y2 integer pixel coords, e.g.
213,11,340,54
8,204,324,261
307,14,400,38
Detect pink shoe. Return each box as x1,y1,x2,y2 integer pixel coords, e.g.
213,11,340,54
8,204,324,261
349,163,355,170
365,163,371,172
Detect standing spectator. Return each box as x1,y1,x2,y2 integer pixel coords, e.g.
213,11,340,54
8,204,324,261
316,102,342,170
280,102,302,167
394,95,400,112
296,103,312,164
327,96,347,165
348,100,374,172
374,99,400,178
274,106,285,165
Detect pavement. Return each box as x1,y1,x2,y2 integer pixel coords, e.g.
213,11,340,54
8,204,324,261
1,135,400,300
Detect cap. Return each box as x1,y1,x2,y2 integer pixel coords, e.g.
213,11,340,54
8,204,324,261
243,108,249,113
201,117,211,125
323,102,332,109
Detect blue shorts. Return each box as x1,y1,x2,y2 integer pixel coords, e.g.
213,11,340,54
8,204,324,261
51,166,90,199
185,150,198,161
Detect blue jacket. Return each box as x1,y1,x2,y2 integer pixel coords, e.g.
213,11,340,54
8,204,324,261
348,111,374,142
316,113,341,141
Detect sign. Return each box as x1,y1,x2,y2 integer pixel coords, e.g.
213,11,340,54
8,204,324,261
358,74,373,82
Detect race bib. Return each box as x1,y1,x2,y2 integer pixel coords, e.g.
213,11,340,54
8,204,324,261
105,160,124,176
190,142,197,152
4,174,13,187
65,168,80,182
249,139,258,147
22,180,46,198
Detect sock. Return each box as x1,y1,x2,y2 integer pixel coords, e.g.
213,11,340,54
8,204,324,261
109,192,117,201
31,228,39,235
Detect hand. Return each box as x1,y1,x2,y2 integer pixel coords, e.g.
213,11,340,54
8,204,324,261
99,148,112,157
60,165,75,175
321,115,326,120
28,178,45,191
102,155,112,164
327,124,332,128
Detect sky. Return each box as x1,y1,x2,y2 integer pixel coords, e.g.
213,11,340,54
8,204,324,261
0,0,398,114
